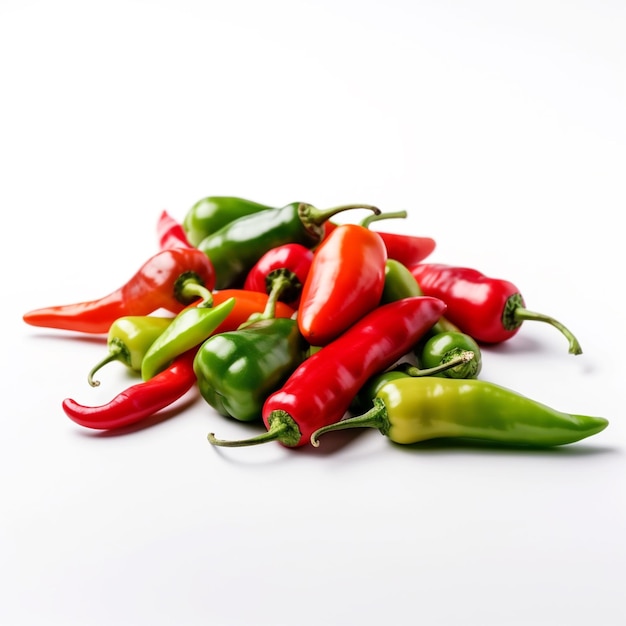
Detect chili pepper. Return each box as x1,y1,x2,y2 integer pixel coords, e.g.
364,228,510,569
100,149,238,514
243,243,314,311
380,258,423,304
62,350,197,430
411,263,583,354
157,210,192,249
411,330,482,379
141,296,236,381
311,377,609,448
23,248,216,334
198,202,380,289
360,212,436,266
87,315,173,387
297,221,388,346
194,317,309,422
183,196,275,247
207,296,446,448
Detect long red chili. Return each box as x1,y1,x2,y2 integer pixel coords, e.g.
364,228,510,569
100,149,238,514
23,248,215,334
298,223,387,346
207,295,446,448
410,263,582,354
62,350,197,430
157,209,192,250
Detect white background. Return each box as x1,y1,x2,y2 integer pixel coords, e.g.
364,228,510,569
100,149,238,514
1,1,624,625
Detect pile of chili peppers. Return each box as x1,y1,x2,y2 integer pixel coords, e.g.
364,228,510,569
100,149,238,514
23,196,609,451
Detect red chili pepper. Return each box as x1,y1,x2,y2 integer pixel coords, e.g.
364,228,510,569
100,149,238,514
22,248,216,334
243,243,314,309
298,223,387,346
61,350,197,430
323,220,436,266
410,263,582,354
210,289,296,334
157,209,192,249
207,295,446,448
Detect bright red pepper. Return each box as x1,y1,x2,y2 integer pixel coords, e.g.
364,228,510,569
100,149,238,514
410,263,582,354
157,210,192,250
207,295,446,448
323,220,436,266
298,223,387,346
243,243,314,310
22,248,215,334
62,350,197,430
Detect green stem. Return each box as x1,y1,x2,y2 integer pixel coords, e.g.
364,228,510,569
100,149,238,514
513,306,583,355
180,280,213,308
311,398,389,447
87,341,128,387
360,210,407,229
400,351,475,377
207,410,301,447
300,203,381,227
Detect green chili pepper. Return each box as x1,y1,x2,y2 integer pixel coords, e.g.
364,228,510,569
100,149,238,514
141,297,236,380
312,377,609,448
193,317,308,422
198,202,380,289
380,258,423,304
182,196,275,247
87,315,173,387
412,330,482,379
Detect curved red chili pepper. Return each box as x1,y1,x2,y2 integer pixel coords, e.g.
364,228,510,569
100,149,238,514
410,263,582,354
208,295,446,448
157,209,192,249
62,350,197,430
22,248,216,334
243,243,313,308
298,223,387,346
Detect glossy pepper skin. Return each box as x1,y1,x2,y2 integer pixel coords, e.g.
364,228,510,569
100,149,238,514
157,210,192,249
415,330,482,379
411,263,583,354
298,223,387,346
198,202,379,289
311,377,609,448
243,243,314,310
194,317,309,422
183,196,274,247
207,296,446,448
380,258,422,304
141,297,236,381
22,248,216,334
62,350,197,430
87,315,173,387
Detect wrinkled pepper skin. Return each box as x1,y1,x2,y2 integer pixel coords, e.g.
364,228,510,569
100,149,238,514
194,318,309,422
313,377,609,447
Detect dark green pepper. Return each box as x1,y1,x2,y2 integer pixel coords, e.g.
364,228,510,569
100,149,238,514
182,196,275,247
87,315,173,386
198,202,379,289
413,330,482,379
193,317,309,422
312,377,609,448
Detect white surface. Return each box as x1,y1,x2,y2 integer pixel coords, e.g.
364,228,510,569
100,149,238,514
1,1,624,625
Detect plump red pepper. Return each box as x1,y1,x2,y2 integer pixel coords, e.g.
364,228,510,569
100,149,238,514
157,210,192,250
410,263,582,354
323,220,436,266
298,223,387,346
243,243,314,310
22,248,215,334
62,350,197,430
207,295,446,448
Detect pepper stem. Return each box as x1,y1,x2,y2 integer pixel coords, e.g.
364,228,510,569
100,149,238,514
514,305,583,355
207,410,301,447
87,341,128,387
300,203,381,228
360,210,407,228
399,351,475,377
240,271,300,328
180,280,213,307
310,398,389,447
